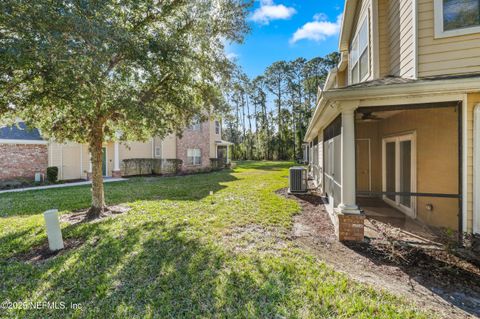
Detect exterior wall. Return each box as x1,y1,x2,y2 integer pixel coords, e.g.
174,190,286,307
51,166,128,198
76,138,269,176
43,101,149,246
209,119,221,158
378,0,390,77
417,0,480,77
49,142,84,180
161,134,177,159
0,143,48,180
466,93,480,233
387,0,415,78
176,121,211,170
349,0,374,83
356,107,459,229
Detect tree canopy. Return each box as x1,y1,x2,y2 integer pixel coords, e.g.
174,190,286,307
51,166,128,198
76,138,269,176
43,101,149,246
0,0,250,218
224,52,339,161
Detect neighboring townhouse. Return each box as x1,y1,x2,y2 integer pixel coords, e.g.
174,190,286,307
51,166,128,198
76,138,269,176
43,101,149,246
304,0,480,241
0,118,231,181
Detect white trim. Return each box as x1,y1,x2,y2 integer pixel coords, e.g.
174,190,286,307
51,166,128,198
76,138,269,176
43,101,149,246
462,95,468,233
356,138,372,192
0,139,48,145
382,132,417,218
474,103,480,234
371,0,380,79
103,146,108,177
434,0,480,39
60,144,64,180
80,146,83,177
349,14,370,85
413,0,418,78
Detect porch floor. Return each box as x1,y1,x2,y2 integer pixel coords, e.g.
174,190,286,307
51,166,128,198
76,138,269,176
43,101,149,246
358,197,442,248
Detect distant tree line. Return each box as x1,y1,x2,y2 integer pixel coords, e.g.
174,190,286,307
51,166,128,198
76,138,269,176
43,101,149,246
224,52,339,161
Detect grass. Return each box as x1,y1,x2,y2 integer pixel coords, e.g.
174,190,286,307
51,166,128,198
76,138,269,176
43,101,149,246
0,161,429,318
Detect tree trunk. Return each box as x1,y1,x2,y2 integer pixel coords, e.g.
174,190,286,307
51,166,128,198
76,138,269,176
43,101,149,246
86,125,106,219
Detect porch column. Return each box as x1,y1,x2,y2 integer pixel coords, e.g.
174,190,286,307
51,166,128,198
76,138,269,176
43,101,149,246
226,145,229,163
112,141,121,178
339,108,360,214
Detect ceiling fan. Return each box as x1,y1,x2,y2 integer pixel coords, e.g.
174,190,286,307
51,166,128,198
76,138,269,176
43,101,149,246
358,112,381,122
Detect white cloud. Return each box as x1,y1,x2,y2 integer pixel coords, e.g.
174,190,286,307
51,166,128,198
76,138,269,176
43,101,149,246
290,13,342,44
250,0,296,25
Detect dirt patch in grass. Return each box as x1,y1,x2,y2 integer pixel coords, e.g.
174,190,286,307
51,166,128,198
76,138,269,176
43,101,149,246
278,187,480,319
60,205,131,225
13,238,84,264
222,224,289,255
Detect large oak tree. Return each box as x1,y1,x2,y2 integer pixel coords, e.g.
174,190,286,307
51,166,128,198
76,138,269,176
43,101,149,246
0,0,250,219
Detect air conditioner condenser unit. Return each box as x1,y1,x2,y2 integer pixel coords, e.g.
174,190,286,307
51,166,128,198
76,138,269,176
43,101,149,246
288,166,308,194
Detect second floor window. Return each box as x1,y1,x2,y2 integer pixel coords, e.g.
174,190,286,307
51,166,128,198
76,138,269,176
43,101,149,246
435,0,480,37
189,117,201,131
349,17,369,84
187,148,201,165
215,120,221,134
443,0,480,31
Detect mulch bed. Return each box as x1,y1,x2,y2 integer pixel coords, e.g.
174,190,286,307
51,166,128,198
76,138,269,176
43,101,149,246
60,205,131,225
13,238,85,264
277,187,480,319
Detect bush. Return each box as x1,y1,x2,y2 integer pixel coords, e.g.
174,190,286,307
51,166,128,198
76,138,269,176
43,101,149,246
46,166,59,183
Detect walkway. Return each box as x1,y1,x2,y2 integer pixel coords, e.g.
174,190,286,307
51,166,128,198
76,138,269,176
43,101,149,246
0,178,127,195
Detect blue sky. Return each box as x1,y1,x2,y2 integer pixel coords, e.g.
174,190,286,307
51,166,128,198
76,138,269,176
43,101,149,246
228,0,345,78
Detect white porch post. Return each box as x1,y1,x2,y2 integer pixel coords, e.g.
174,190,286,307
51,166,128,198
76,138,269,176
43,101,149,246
226,145,229,163
114,141,120,171
338,107,360,214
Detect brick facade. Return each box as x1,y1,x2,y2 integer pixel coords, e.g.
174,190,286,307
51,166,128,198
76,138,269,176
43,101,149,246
337,213,365,241
0,144,48,180
176,121,211,171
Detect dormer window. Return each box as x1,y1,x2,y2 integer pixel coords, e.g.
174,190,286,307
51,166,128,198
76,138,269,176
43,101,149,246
349,17,369,85
435,0,480,38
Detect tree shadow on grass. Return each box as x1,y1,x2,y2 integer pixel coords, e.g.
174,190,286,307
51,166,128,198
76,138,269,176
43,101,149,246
0,170,239,217
235,160,294,171
4,220,298,318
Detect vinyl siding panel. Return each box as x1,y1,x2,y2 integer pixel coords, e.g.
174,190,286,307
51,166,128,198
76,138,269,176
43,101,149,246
417,0,480,77
161,134,177,159
466,93,480,233
119,141,152,162
387,0,415,78
378,0,390,77
349,0,374,82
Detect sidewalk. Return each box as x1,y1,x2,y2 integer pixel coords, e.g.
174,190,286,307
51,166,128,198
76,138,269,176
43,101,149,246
0,178,128,195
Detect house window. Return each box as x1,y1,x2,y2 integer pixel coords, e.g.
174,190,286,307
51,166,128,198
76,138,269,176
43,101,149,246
155,147,161,157
435,0,480,38
215,120,221,134
189,118,201,131
187,148,201,165
349,17,369,84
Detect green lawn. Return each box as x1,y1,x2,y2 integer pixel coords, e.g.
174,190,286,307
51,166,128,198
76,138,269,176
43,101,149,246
0,161,428,318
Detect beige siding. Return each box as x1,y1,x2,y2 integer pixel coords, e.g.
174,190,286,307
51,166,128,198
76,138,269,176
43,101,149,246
119,141,152,161
387,0,415,78
349,0,374,82
161,134,177,159
48,142,84,180
209,119,222,158
466,93,480,232
418,0,480,77
378,0,390,77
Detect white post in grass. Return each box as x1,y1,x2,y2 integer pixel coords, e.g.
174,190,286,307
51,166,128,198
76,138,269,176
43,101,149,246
43,209,64,251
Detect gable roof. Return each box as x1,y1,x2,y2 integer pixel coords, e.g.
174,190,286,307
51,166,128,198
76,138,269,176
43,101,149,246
0,122,44,141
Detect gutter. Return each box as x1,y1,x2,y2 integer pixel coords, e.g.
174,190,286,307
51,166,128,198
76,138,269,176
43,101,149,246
304,76,480,141
325,76,480,100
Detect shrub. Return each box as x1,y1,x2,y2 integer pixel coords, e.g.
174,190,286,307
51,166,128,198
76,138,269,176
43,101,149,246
46,166,59,183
